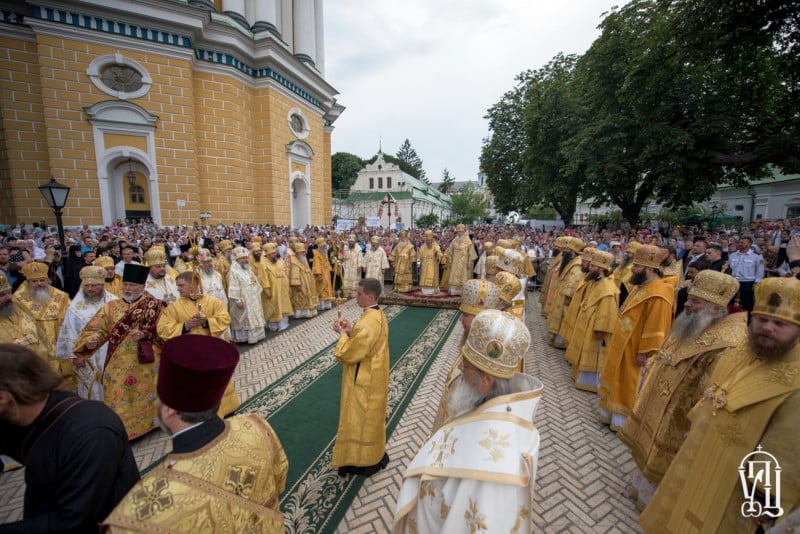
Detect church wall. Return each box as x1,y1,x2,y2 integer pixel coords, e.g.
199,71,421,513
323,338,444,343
0,35,50,224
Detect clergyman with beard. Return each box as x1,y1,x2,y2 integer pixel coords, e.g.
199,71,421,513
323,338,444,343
196,248,228,307
226,246,266,344
0,271,44,355
262,242,293,331
619,270,746,511
73,264,166,440
599,245,675,431
613,241,641,307
55,266,119,401
545,236,584,348
640,276,800,533
13,261,73,391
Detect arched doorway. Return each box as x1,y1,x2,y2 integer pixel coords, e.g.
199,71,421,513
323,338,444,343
118,159,151,222
291,174,310,228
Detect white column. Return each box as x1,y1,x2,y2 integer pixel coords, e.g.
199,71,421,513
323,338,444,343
292,0,316,66
253,0,279,33
222,0,248,28
313,0,324,74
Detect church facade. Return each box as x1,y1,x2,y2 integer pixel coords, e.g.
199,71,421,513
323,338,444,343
0,0,343,228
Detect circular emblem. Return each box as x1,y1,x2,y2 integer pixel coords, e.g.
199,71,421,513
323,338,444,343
486,340,504,359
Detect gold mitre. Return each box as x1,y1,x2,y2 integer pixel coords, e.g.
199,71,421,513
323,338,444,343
553,236,568,249
423,230,434,238
485,255,498,274
196,248,213,262
249,242,262,252
293,242,307,253
93,256,115,269
456,224,466,232
143,248,167,266
218,239,233,252
496,239,513,249
462,309,530,379
688,270,739,308
483,241,494,250
581,246,597,262
0,272,11,293
632,244,667,269
251,236,263,245
80,265,106,285
625,241,641,254
591,250,615,271
460,279,501,316
495,271,522,304
21,261,49,280
752,277,800,326
496,248,523,276
263,242,278,255
315,237,326,247
564,236,584,253
370,236,380,244
398,230,409,238
231,246,249,261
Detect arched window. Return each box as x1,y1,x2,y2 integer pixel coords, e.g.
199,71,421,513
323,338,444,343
369,178,374,189
387,177,392,189
129,184,145,204
378,177,383,189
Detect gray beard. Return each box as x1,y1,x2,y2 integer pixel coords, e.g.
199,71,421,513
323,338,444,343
0,301,15,316
202,266,215,275
667,307,719,344
82,290,105,304
123,292,143,303
31,287,50,305
447,377,484,420
239,263,250,271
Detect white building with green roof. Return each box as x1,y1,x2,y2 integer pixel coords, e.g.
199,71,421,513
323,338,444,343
333,152,453,228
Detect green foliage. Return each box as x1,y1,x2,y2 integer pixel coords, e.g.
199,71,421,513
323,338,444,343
331,152,364,193
523,205,559,220
396,139,428,183
449,184,489,225
438,168,456,194
415,213,439,228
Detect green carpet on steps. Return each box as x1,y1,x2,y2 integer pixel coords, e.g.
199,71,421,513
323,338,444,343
236,305,459,534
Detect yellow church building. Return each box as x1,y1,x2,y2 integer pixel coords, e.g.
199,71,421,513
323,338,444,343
0,0,343,228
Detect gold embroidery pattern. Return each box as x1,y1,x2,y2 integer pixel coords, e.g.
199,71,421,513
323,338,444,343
464,497,488,533
717,418,745,447
419,480,435,500
657,377,671,398
478,428,511,462
430,428,458,468
510,506,531,534
224,465,257,497
767,363,799,387
440,497,451,520
132,477,173,520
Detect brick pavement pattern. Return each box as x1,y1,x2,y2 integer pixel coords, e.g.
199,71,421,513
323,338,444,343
0,296,642,532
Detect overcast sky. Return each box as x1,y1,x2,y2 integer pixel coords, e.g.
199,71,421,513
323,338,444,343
325,0,620,185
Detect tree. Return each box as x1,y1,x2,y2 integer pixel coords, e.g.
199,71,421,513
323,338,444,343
438,168,455,194
415,213,439,228
396,139,429,184
449,184,489,224
331,152,364,193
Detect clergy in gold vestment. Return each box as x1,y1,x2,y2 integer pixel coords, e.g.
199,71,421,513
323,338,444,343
540,237,567,316
227,247,266,344
566,251,620,392
0,272,43,353
546,237,584,348
214,239,233,293
613,241,640,307
262,242,293,332
342,235,363,298
102,335,288,534
559,246,595,353
599,245,674,431
640,277,800,534
619,270,745,511
331,278,390,475
14,262,73,391
94,256,123,298
248,242,272,321
389,230,415,293
394,310,543,534
417,231,443,295
142,249,179,305
363,236,390,291
444,224,477,295
311,237,334,310
289,242,319,318
73,264,165,439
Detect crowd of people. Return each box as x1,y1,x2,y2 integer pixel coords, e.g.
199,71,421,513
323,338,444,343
0,215,798,532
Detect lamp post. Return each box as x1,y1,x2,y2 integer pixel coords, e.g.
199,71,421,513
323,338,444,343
38,177,71,271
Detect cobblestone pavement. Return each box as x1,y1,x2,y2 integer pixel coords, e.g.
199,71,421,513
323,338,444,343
0,295,641,532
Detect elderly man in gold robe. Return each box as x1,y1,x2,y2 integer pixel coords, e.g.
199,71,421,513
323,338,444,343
0,272,42,352
619,270,745,512
546,236,584,348
599,245,674,431
73,264,165,439
289,242,319,318
444,224,477,295
102,335,287,533
559,246,596,353
312,237,334,310
566,251,619,392
263,242,293,331
14,261,72,391
331,278,390,477
389,230,415,293
418,230,444,295
196,248,227,307
342,234,363,298
157,271,239,416
363,236,390,292
227,246,266,344
640,277,800,534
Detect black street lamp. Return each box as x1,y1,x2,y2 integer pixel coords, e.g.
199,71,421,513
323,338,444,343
38,177,71,265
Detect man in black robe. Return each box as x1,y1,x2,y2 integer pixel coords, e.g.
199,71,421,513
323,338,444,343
0,343,138,533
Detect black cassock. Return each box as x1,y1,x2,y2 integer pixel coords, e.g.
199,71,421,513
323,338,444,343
0,390,139,533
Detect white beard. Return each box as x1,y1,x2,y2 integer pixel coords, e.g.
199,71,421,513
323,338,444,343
447,377,484,420
31,287,50,305
667,306,721,344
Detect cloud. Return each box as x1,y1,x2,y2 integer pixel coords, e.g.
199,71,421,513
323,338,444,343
327,0,619,183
